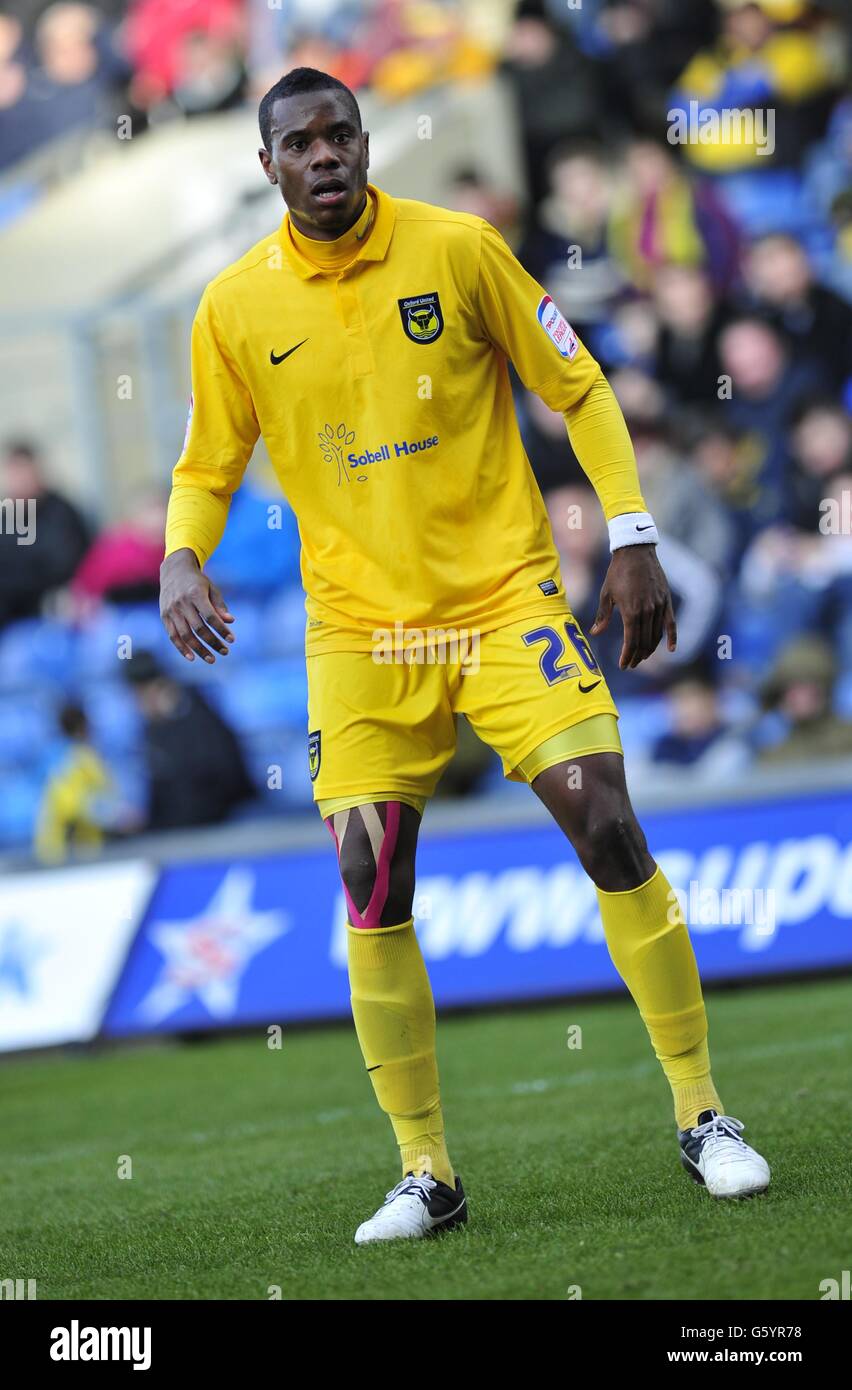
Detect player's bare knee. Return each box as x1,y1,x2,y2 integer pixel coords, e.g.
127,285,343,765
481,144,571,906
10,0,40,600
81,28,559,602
576,797,651,887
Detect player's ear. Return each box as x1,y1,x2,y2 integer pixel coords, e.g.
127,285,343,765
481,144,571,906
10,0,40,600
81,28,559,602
259,149,277,184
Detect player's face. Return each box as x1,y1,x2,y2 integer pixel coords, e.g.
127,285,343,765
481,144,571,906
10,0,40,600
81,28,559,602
260,92,369,240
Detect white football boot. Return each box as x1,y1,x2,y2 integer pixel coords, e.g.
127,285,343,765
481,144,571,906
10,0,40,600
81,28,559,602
354,1168,468,1244
679,1109,770,1198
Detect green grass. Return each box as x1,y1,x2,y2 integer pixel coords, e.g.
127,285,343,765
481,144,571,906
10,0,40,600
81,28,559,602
1,977,850,1300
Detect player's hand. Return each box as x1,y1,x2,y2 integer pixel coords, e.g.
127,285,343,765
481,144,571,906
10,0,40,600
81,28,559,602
591,545,676,671
159,548,235,664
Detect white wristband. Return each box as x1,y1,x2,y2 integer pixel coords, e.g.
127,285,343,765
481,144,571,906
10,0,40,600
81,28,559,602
608,511,659,552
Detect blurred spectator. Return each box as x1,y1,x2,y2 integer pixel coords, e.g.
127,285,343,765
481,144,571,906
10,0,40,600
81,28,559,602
33,700,112,862
592,296,659,373
737,470,852,671
607,364,668,433
742,232,852,389
788,396,852,529
0,3,130,169
519,140,626,337
518,388,584,496
501,8,601,205
124,0,244,112
670,0,838,174
70,487,166,611
367,2,493,102
651,263,727,403
124,650,255,831
0,440,90,628
0,14,29,169
609,138,741,293
717,315,820,528
446,167,521,244
688,410,768,549
630,417,737,578
582,0,718,132
758,634,852,764
652,671,750,779
171,26,246,117
247,0,366,102
544,482,608,621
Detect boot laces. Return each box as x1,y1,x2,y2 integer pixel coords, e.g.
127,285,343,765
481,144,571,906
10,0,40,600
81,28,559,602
383,1172,437,1205
691,1113,747,1157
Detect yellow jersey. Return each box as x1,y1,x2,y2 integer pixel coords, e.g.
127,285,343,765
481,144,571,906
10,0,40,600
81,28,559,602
166,183,645,653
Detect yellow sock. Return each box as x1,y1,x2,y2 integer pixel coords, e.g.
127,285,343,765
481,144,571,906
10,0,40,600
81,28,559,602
596,867,723,1130
347,918,455,1187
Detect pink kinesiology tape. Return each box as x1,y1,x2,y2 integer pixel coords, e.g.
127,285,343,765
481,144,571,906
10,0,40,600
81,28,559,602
325,801,401,929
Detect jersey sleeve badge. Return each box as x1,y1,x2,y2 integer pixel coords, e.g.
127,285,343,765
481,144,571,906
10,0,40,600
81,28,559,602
537,295,578,360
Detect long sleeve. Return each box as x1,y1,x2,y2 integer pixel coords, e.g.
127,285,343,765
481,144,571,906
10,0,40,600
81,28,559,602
563,375,646,521
476,221,646,520
165,288,260,566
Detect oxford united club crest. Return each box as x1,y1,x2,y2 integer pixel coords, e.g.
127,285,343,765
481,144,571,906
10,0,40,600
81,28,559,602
398,291,444,344
308,730,321,781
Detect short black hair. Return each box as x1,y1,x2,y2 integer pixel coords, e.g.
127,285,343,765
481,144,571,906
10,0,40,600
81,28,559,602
259,67,361,153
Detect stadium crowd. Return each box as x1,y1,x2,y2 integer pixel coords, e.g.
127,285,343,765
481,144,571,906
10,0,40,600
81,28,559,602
0,0,850,858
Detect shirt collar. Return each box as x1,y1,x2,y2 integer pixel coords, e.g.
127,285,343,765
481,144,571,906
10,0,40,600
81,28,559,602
278,183,395,280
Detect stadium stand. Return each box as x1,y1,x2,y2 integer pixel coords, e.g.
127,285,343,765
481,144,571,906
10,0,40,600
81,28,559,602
0,0,850,860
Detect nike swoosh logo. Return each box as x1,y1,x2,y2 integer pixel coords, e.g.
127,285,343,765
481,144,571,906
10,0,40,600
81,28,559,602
578,679,602,694
367,1064,382,1073
635,524,654,532
430,1196,467,1225
270,339,308,365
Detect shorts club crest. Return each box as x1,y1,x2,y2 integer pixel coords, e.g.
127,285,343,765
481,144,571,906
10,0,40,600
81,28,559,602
398,291,444,344
308,730,322,781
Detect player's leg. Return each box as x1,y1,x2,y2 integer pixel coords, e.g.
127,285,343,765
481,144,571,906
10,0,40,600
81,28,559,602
307,650,467,1240
458,613,769,1198
322,799,467,1240
529,744,769,1197
531,743,722,1121
322,795,452,1182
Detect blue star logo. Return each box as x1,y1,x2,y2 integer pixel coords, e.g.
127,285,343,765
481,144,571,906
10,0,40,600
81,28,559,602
136,868,289,1023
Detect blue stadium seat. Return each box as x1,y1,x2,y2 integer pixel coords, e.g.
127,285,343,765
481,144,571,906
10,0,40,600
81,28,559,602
76,604,172,681
83,682,143,755
245,728,315,809
714,168,816,239
263,586,308,657
616,696,671,759
0,770,42,846
208,659,308,734
0,691,56,766
0,618,79,691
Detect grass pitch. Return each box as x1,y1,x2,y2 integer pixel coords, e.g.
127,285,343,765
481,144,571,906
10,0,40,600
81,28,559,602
1,976,850,1301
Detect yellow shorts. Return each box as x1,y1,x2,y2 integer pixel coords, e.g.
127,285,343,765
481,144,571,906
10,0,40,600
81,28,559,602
306,611,621,816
